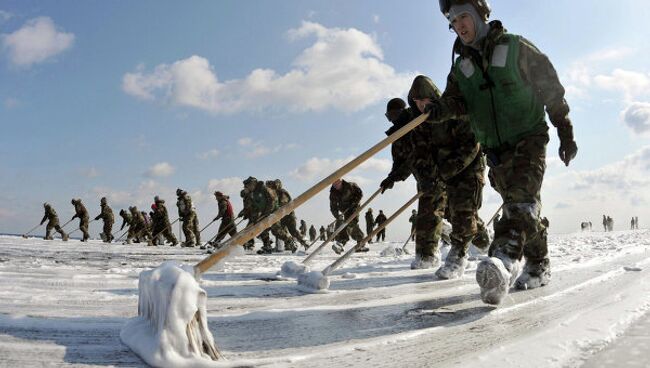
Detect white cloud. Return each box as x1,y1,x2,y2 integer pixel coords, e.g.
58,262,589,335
122,21,414,114
1,17,74,67
593,69,650,101
621,102,650,135
290,156,391,181
196,148,220,160
145,162,175,178
207,177,243,198
3,97,19,109
550,146,650,197
80,167,100,178
0,10,12,23
237,137,298,159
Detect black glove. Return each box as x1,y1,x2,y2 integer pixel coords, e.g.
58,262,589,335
557,125,578,166
424,100,443,121
213,216,219,222
380,177,395,194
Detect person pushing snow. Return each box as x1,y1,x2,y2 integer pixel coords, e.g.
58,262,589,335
428,0,578,304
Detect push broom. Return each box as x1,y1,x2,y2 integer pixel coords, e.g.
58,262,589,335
120,112,430,367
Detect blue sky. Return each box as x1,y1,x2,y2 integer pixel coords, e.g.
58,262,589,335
1,0,650,239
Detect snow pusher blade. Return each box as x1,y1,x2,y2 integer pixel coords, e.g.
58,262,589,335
298,192,423,292
280,187,381,278
121,112,430,366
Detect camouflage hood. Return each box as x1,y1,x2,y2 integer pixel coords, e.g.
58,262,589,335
407,75,442,111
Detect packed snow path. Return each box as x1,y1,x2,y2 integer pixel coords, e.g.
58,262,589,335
0,230,649,367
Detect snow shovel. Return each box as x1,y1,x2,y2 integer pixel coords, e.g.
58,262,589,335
120,112,430,366
399,229,417,255
68,219,97,236
298,192,423,291
150,218,180,241
200,217,244,250
21,223,42,238
280,187,381,278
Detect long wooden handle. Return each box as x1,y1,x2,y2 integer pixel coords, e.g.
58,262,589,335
302,187,382,264
322,192,423,276
195,112,430,274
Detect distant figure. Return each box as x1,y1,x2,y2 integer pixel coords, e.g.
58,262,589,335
602,215,607,232
631,217,635,230
94,197,114,243
40,203,69,241
408,209,417,241
581,222,590,231
606,216,614,232
374,210,387,242
319,225,326,241
635,216,639,229
309,225,317,242
365,208,374,243
71,198,90,242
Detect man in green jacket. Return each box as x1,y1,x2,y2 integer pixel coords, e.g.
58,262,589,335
429,0,578,304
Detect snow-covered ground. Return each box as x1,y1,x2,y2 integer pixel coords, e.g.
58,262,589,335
0,230,649,367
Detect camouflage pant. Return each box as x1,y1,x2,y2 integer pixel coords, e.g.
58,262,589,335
192,211,201,244
214,217,237,243
267,221,295,250
79,216,90,241
45,220,66,239
487,132,549,262
280,212,307,247
415,184,447,258
181,213,196,245
445,155,486,257
153,221,178,245
334,209,365,245
366,223,374,240
102,221,113,242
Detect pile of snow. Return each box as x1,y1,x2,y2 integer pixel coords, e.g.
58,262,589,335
297,270,330,292
280,260,309,278
120,261,221,367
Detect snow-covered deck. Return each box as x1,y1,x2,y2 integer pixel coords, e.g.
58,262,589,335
1,231,649,367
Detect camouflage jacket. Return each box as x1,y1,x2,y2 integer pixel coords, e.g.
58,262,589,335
244,182,276,218
40,206,59,225
176,195,193,219
329,180,363,217
439,21,571,131
72,202,89,221
95,204,114,224
130,209,145,228
388,76,480,183
153,200,171,224
119,211,132,230
309,225,317,238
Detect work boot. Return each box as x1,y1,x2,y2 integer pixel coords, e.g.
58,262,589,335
515,258,551,290
475,250,521,305
410,250,441,270
62,233,69,242
257,245,273,255
181,241,195,248
332,242,344,255
354,243,370,252
435,247,468,280
472,228,490,254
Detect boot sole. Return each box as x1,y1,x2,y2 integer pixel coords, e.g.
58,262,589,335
476,257,510,305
